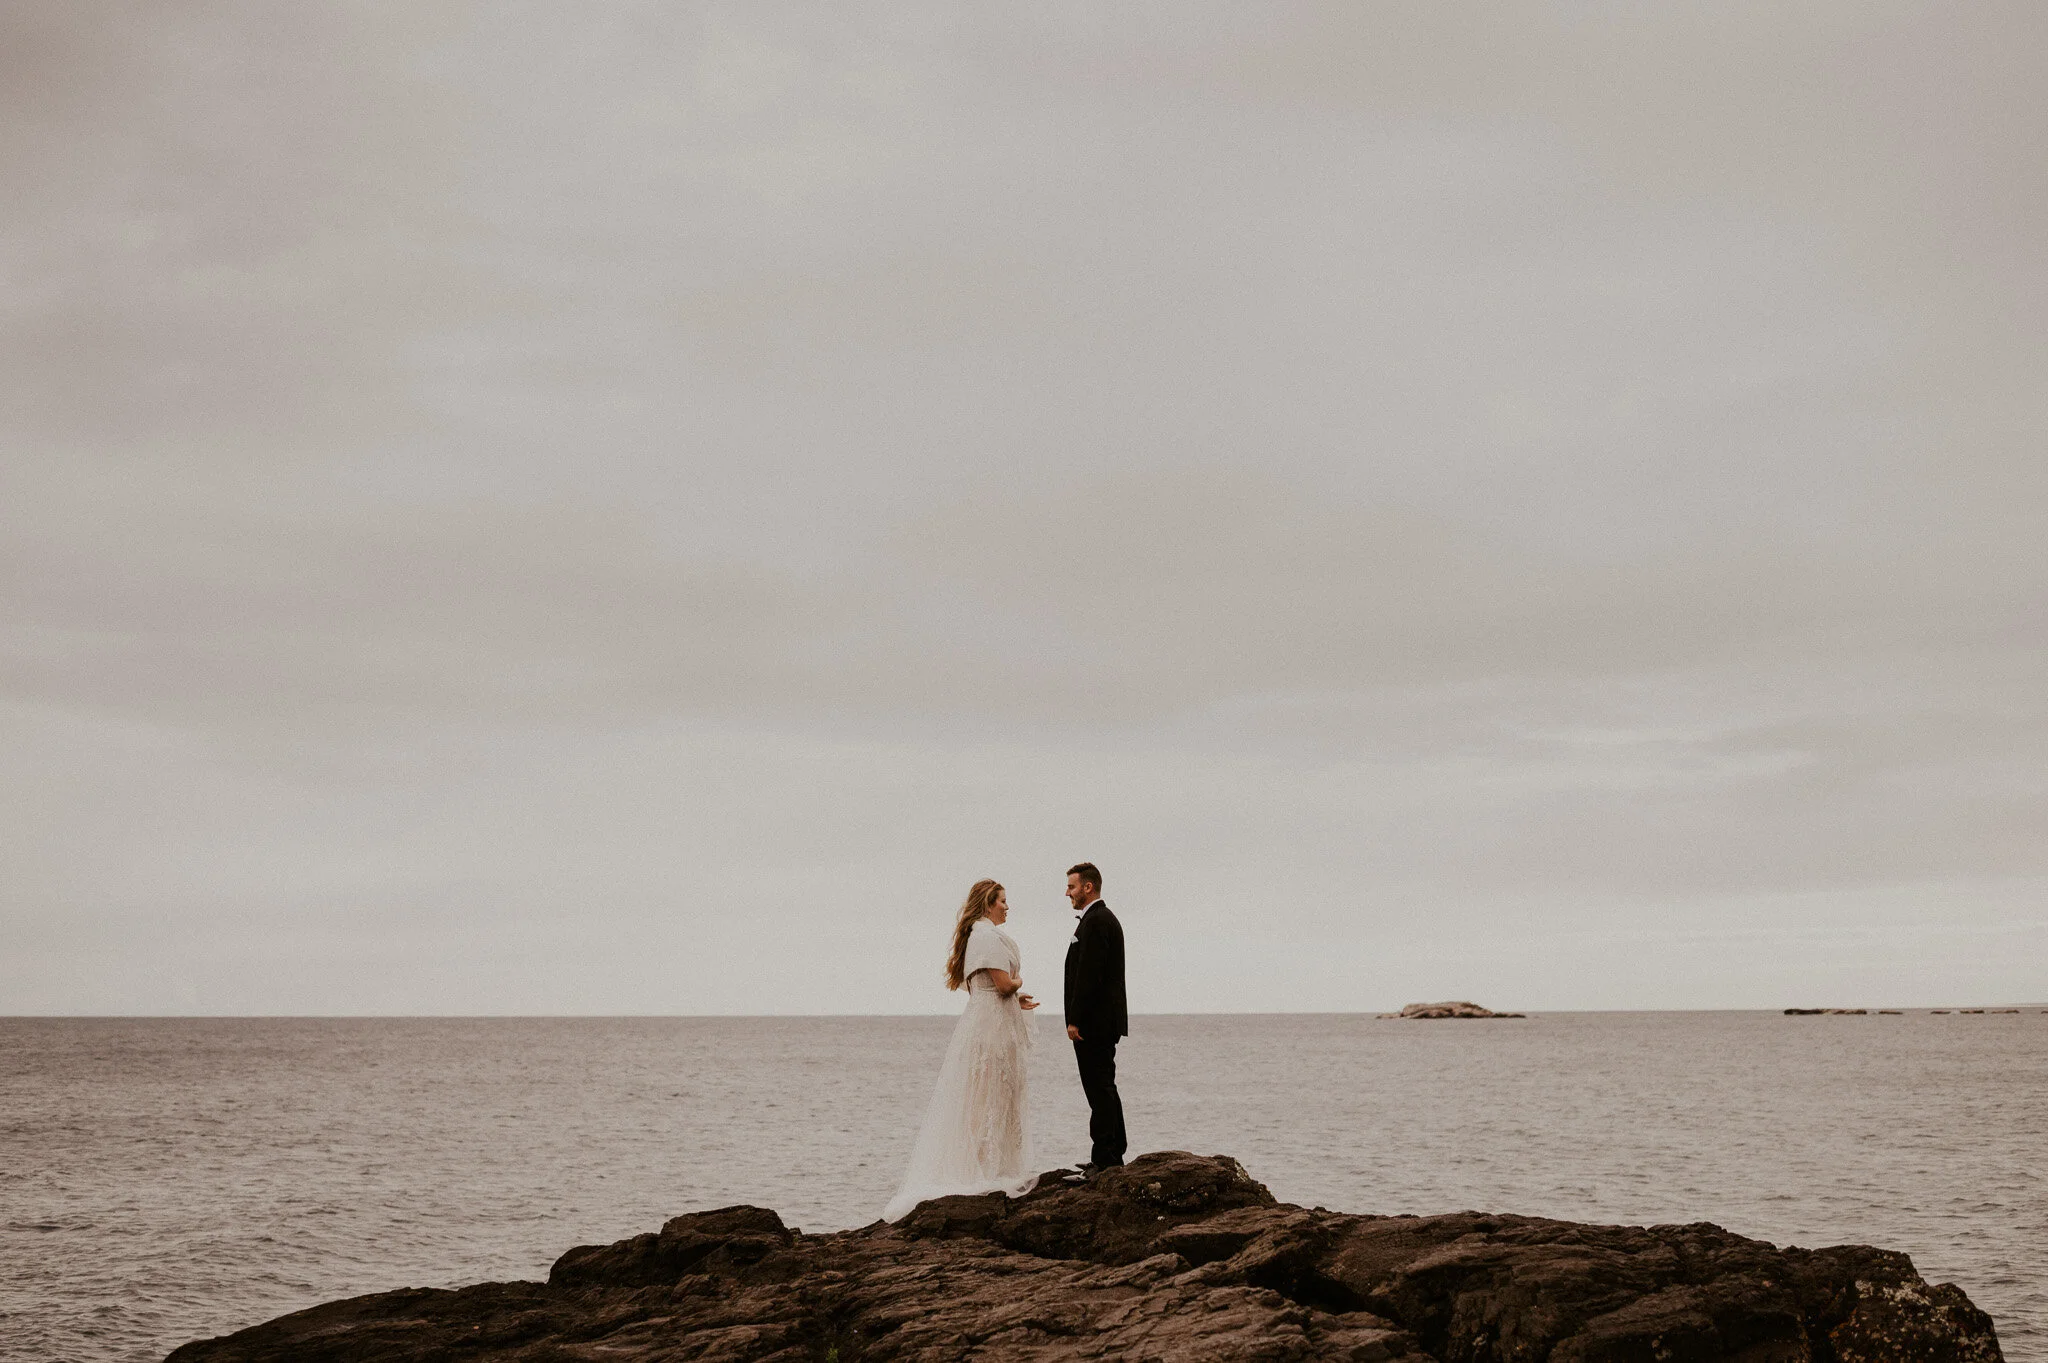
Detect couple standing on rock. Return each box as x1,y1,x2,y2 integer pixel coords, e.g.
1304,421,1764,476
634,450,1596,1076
881,863,1127,1223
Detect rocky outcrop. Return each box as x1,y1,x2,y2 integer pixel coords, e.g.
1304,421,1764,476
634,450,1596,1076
166,1152,2003,1362
1383,1001,1527,1019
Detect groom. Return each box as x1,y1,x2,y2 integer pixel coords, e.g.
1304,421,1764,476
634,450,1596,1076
1062,862,1127,1171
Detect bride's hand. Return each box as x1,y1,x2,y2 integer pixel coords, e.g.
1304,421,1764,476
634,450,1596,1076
1018,993,1039,1010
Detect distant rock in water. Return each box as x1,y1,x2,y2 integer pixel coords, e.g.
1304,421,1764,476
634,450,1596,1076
165,1152,2004,1362
1785,1008,1870,1015
1383,1000,1526,1019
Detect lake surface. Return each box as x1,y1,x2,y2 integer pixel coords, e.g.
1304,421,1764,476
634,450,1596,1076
2,1012,2042,1362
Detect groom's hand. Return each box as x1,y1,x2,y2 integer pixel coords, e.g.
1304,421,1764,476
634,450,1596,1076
1066,1024,1082,1041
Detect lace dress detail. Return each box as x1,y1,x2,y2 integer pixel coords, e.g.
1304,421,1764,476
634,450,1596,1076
882,919,1037,1221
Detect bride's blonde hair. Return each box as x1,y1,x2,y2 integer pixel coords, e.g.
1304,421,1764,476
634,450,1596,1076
944,879,1004,990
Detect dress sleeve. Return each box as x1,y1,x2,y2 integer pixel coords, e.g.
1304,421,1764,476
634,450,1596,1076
962,920,1008,977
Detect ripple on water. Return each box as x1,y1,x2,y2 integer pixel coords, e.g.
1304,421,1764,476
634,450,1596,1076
0,1013,2042,1363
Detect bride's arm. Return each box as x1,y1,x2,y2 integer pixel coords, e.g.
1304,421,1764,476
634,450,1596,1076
980,968,1023,997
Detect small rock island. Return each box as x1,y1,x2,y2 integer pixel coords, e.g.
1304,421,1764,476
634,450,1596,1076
1380,1000,1527,1019
167,1152,2002,1361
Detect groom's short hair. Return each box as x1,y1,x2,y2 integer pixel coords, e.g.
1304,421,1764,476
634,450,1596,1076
1068,862,1101,892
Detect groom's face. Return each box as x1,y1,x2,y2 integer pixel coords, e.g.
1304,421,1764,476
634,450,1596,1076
1066,873,1090,909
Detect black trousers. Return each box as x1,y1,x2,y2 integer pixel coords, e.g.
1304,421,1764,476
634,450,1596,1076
1072,1037,1127,1168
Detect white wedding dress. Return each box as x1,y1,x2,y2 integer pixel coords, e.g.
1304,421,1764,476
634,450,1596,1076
882,918,1038,1221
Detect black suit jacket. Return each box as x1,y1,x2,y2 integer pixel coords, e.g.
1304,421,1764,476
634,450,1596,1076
1063,900,1128,1041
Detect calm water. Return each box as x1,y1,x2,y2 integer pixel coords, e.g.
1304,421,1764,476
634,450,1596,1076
2,1012,2042,1362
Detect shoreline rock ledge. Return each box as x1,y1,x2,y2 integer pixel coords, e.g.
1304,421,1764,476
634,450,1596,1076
166,1152,2002,1362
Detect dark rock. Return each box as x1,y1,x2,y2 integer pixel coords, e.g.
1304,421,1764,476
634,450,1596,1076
991,1150,1277,1263
890,1189,1011,1242
165,1153,2004,1363
548,1204,794,1287
1784,1008,1827,1015
1826,1273,2002,1362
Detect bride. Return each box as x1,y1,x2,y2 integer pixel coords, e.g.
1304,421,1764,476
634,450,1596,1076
882,879,1040,1221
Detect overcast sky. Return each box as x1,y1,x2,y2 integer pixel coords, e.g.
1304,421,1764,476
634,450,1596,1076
4,1,2043,1015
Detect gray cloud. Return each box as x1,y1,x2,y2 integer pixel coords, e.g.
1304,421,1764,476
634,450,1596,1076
3,1,2042,1014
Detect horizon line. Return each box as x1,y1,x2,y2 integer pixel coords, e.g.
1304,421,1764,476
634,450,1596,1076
6,1005,2046,1021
